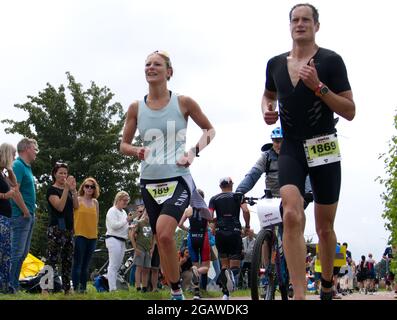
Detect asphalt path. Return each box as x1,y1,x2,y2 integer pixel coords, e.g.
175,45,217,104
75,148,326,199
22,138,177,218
209,290,396,300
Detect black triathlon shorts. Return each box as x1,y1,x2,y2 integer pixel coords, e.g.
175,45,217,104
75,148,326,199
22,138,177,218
278,138,341,205
140,176,191,234
215,230,243,260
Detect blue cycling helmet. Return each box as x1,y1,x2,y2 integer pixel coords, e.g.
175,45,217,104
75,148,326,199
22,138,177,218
270,127,283,139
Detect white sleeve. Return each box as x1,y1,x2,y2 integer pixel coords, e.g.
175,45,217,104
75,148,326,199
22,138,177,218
106,207,128,231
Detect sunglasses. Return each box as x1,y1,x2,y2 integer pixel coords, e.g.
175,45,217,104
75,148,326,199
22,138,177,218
84,184,96,190
151,50,172,68
152,50,170,58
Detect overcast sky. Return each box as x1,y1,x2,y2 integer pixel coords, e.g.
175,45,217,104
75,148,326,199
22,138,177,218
1,0,396,262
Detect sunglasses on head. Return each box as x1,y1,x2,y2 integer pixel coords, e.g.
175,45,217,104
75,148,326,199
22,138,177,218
55,161,68,167
152,50,170,58
84,184,96,190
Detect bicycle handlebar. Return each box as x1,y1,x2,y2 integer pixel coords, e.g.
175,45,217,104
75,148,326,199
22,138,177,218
238,189,314,208
237,189,275,206
242,196,260,206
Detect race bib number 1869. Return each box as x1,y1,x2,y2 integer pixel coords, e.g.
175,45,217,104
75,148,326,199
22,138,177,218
146,181,178,204
303,133,341,167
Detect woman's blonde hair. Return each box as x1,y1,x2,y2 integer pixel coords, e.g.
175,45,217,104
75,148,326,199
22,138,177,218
113,191,130,206
0,143,16,168
78,177,100,199
147,50,173,80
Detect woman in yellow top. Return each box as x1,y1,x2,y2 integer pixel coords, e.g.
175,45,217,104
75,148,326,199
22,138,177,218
72,177,100,293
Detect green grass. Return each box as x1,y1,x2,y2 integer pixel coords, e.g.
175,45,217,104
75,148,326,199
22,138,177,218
0,285,249,300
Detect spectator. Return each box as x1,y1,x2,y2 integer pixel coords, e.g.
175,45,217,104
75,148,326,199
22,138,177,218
9,138,38,293
128,205,145,287
130,209,153,293
105,191,133,291
365,253,376,294
179,247,193,291
43,162,79,294
343,242,352,260
149,242,160,292
382,246,396,297
346,257,355,294
239,229,256,289
356,255,368,294
0,143,19,294
72,177,100,293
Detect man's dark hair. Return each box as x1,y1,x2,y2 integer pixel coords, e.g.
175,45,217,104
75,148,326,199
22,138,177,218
289,3,319,24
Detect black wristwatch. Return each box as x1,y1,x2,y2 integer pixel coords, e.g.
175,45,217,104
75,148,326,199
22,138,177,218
190,146,200,157
315,82,329,97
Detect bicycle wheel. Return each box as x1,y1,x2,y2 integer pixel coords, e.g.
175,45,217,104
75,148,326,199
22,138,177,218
274,225,290,300
275,249,289,300
250,228,275,300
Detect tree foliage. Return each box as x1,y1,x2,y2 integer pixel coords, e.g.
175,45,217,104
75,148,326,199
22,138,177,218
377,108,397,273
2,73,140,257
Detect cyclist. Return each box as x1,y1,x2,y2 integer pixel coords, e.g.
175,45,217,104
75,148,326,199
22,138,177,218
209,177,250,300
236,127,283,197
236,127,312,298
236,127,312,200
178,189,210,300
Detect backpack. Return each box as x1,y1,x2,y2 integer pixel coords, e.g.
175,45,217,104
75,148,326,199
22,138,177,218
264,152,271,174
19,271,62,293
93,274,129,292
94,275,109,292
264,151,278,174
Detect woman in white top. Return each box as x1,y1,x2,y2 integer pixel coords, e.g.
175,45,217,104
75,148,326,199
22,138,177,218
105,191,133,291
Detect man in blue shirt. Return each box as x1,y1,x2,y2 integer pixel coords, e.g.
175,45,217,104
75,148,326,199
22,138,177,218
9,138,38,292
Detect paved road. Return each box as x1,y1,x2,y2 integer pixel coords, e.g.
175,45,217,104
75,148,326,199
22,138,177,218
306,291,396,300
216,290,396,300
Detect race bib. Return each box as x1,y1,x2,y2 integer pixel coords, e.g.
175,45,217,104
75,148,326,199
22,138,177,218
303,133,341,167
256,198,282,228
146,181,178,204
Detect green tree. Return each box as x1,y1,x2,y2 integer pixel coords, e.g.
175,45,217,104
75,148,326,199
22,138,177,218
378,108,397,273
2,72,140,257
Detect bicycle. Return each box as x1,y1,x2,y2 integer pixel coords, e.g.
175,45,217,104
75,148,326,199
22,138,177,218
242,190,290,300
243,190,313,300
89,236,135,284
